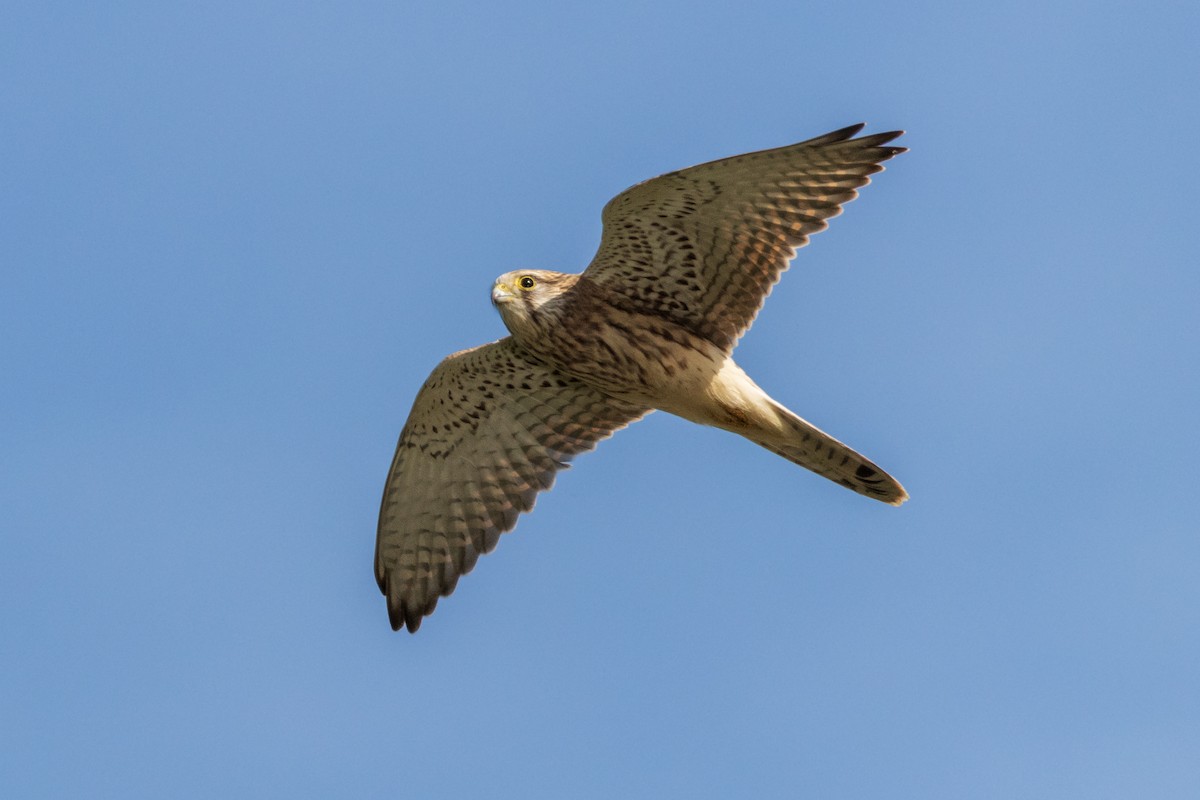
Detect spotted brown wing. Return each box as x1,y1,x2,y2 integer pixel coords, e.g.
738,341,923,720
582,124,905,352
376,338,649,632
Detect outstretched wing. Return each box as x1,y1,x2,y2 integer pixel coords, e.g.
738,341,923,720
376,338,649,632
582,124,905,352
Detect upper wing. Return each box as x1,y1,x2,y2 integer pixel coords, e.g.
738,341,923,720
582,124,905,352
375,338,649,632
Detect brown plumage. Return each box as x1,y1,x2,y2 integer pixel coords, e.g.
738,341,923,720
376,124,908,632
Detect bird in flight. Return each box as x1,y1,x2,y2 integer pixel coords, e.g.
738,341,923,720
376,124,908,632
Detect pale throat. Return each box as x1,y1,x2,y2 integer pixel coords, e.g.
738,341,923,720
502,291,583,356
495,296,543,343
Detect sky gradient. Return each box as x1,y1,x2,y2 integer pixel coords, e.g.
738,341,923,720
3,2,1199,797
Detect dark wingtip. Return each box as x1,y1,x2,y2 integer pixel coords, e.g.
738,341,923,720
387,601,425,633
850,130,906,152
832,122,868,140
868,129,905,146
805,125,908,157
854,130,907,162
808,123,867,146
384,573,418,633
386,588,435,633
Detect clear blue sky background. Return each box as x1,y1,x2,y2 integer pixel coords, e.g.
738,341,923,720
3,2,1198,797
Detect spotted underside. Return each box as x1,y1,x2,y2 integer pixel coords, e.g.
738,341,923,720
376,124,906,632
376,338,648,632
585,124,905,352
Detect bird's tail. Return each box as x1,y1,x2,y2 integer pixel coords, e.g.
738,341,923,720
751,399,908,506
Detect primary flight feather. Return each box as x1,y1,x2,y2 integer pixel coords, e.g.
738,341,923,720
377,124,908,632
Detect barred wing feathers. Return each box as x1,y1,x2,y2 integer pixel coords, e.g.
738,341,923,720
583,124,905,352
375,338,649,632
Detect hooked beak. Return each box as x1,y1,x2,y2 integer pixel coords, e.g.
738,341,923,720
491,282,515,306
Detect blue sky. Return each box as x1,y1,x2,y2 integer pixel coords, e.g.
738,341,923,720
3,1,1199,797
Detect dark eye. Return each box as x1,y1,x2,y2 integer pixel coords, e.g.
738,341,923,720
518,276,536,290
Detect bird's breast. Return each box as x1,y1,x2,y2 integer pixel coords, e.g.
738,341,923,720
520,301,733,419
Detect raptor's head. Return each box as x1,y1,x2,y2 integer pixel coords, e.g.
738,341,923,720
491,269,576,337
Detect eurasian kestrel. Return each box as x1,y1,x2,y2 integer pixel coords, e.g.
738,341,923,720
376,124,908,632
